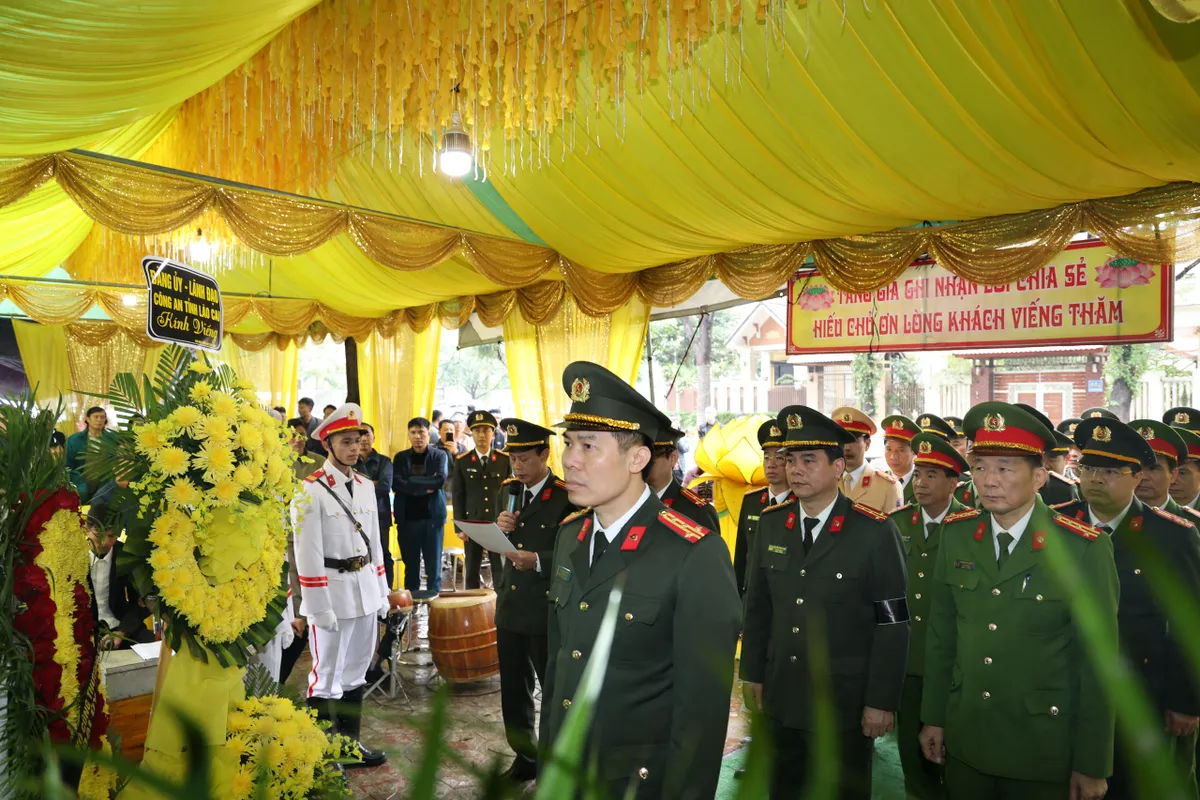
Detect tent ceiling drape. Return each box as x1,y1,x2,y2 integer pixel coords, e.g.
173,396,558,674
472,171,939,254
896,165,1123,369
2,0,1200,333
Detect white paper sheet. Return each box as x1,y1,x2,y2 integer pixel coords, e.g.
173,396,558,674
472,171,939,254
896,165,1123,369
131,640,163,661
453,519,517,553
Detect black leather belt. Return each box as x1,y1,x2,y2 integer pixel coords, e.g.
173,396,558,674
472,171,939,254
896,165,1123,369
324,555,368,573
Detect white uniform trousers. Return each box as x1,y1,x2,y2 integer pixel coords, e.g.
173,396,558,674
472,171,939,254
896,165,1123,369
252,600,294,683
306,614,377,699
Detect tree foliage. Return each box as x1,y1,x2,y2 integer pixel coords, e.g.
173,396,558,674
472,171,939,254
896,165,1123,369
1105,344,1151,419
851,354,882,417
437,343,509,403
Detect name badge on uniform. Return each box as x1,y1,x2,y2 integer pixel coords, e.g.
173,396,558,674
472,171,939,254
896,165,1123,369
954,560,974,571
768,544,788,555
901,535,911,545
747,515,760,522
556,566,572,582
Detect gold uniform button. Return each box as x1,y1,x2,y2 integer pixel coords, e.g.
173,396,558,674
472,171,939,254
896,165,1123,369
984,657,993,665
992,588,1001,596
625,612,634,621
988,623,997,631
1036,594,1043,602
914,593,921,600
789,656,797,663
914,615,922,622
580,602,589,611
918,572,925,578
836,573,843,579
795,598,804,605
982,691,991,699
921,552,928,558
511,585,517,591
563,699,572,708
517,543,524,549
800,569,806,577
1050,706,1059,716
1134,568,1142,575
639,768,649,780
572,650,582,660
792,626,799,634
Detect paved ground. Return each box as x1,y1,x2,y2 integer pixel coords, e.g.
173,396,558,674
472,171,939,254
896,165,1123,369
283,599,751,800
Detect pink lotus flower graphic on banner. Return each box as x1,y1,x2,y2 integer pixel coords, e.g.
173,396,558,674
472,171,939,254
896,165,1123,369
1095,256,1154,288
798,284,836,311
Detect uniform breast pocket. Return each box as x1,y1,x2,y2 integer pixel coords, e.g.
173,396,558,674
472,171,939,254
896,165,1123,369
612,594,662,663
1013,582,1068,636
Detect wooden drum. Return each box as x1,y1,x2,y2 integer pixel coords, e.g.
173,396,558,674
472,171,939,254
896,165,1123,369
428,589,499,684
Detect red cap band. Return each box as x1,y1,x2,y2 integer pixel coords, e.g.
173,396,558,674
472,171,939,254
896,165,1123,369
972,426,1045,455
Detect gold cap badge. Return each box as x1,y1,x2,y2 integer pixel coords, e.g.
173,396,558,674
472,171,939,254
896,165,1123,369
347,409,357,421
893,419,905,430
920,417,930,427
1177,411,1191,425
840,412,852,423
918,440,933,455
769,425,781,437
1089,410,1104,418
786,413,802,429
1138,426,1154,440
1093,426,1113,443
1068,422,1078,433
983,413,1006,433
569,377,590,403
505,423,519,436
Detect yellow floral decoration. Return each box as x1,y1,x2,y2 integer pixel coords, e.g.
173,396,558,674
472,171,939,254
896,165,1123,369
692,414,773,557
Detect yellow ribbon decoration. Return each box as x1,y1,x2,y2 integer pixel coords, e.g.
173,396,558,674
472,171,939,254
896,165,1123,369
691,413,773,559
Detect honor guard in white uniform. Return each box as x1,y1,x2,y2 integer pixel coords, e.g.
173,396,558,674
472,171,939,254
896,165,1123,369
292,403,389,768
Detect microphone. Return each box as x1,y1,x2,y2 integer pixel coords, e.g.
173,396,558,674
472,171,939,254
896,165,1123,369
507,481,522,514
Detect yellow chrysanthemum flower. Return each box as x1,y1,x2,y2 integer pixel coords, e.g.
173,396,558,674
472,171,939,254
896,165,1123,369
148,549,172,571
212,479,241,505
232,465,256,488
161,582,185,605
238,424,264,451
209,392,239,420
154,446,190,476
134,423,169,454
165,478,201,508
227,711,252,734
196,414,232,443
188,381,213,403
170,405,202,430
193,441,235,477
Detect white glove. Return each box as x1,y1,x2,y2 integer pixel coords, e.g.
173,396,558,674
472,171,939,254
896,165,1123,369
308,610,339,632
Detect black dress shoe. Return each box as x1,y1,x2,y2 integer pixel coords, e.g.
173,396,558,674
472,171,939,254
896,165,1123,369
344,742,388,769
499,756,537,783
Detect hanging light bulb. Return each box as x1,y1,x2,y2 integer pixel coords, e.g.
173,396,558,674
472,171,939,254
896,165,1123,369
189,228,212,263
439,112,473,178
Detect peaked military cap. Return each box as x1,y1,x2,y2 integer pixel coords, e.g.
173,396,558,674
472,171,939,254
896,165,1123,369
912,432,969,475
468,409,498,430
313,403,367,442
499,417,554,452
758,419,786,449
1129,419,1187,465
1173,426,1200,462
943,416,966,438
964,401,1055,456
1015,404,1070,454
1165,407,1200,433
831,406,876,436
776,405,855,451
1057,417,1083,437
655,425,686,449
1074,417,1155,469
916,412,955,440
1080,406,1119,421
881,414,918,443
558,361,661,440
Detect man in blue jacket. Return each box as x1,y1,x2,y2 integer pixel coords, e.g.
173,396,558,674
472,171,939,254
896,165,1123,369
393,417,450,597
66,406,117,502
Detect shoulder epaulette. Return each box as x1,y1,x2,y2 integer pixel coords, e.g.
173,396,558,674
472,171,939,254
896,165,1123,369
1048,470,1078,485
1153,506,1195,527
1049,500,1076,510
501,476,519,485
745,485,767,496
852,502,889,522
1178,505,1200,522
944,507,983,524
889,503,914,517
305,469,325,483
875,471,897,484
956,480,969,488
1053,514,1101,540
762,500,792,514
554,479,568,490
659,508,711,543
495,449,510,459
560,506,591,525
680,486,711,506
456,450,472,460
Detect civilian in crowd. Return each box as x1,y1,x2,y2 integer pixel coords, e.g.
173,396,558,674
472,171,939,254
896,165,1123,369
297,398,320,437
698,406,719,439
272,405,287,418
670,414,691,482
490,409,508,450
322,404,337,420
279,425,320,684
66,406,117,502
434,418,463,492
357,423,396,587
86,492,153,649
291,415,326,457
393,418,450,597
453,416,468,444
50,431,66,459
430,409,444,442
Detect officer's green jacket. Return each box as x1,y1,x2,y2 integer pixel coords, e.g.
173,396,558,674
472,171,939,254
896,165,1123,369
540,492,741,799
1166,495,1200,526
1039,471,1081,507
450,448,510,522
901,475,916,506
953,480,976,507
494,473,576,636
659,479,720,531
741,492,910,732
1054,496,1200,718
921,497,1120,782
733,487,790,596
889,496,966,677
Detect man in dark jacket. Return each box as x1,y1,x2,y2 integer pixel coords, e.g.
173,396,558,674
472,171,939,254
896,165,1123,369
357,423,396,587
86,495,152,648
392,418,450,597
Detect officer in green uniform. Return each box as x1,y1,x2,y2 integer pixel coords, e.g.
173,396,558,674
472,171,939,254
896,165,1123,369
1081,406,1119,421
944,416,969,463
1130,420,1199,521
1053,418,1200,800
492,418,577,783
646,423,720,531
919,402,1119,800
540,362,741,799
882,414,919,505
1014,403,1080,507
451,410,512,589
1167,408,1200,512
742,406,909,800
733,420,791,596
889,432,970,800
1057,418,1083,481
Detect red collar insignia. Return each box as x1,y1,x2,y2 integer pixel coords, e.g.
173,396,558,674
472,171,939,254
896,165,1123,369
786,511,796,530
862,475,871,487
974,521,986,541
577,517,592,542
1130,516,1143,532
911,509,920,526
325,472,336,488
760,491,768,504
664,498,674,508
1076,510,1086,521
541,487,552,501
830,515,845,533
1033,530,1046,550
620,526,646,551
